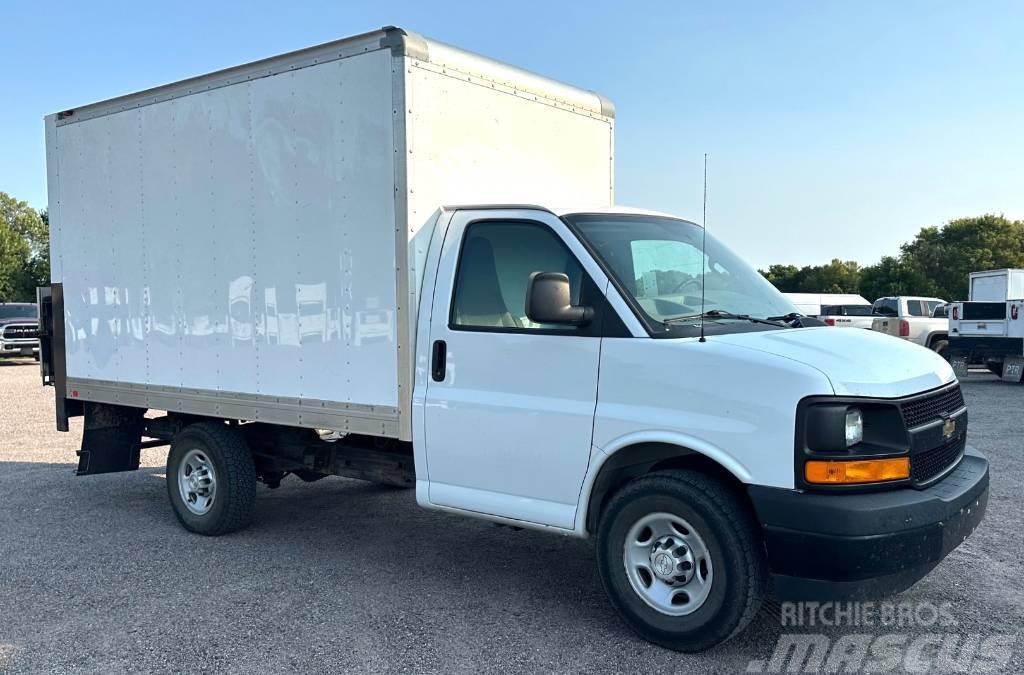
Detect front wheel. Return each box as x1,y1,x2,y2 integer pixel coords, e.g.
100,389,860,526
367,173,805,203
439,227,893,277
167,422,256,535
596,470,766,652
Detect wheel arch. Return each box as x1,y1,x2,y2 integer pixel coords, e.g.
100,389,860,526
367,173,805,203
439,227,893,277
927,331,948,349
578,436,753,536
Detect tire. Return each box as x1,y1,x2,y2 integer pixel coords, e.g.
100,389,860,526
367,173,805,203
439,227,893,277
596,470,766,652
167,422,257,535
930,339,949,359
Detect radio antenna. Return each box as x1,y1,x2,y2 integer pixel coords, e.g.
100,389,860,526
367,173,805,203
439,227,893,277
699,153,708,343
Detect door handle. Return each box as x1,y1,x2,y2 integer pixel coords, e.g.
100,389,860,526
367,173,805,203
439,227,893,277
431,340,447,382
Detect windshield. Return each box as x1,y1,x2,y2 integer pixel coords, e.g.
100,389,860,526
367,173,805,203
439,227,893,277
567,214,797,325
0,304,36,320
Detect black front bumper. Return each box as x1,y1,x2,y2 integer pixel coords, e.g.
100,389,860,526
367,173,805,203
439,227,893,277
748,447,988,600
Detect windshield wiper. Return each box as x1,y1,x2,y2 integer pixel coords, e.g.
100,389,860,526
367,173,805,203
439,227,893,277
766,312,803,323
663,310,789,328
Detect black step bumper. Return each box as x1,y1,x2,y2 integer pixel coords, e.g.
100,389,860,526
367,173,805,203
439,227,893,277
748,447,988,600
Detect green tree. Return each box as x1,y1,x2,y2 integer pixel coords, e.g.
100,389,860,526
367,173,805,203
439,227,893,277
0,192,49,301
898,214,1024,301
761,260,861,294
760,264,801,292
800,259,861,294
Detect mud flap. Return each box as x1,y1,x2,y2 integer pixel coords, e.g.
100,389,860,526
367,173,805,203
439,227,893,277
950,353,970,379
77,402,145,475
1002,356,1024,383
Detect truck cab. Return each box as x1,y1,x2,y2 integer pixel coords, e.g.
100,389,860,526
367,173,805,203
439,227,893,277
0,302,40,359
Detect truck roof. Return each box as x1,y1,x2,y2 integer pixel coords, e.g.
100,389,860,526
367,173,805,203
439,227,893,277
50,26,614,125
552,205,689,220
437,204,696,223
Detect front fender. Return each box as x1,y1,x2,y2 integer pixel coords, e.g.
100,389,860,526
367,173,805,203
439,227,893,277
572,432,753,536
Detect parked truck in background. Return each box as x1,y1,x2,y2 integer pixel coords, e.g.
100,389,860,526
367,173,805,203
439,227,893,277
36,27,988,653
949,269,1024,382
871,296,949,355
818,303,876,328
0,303,40,359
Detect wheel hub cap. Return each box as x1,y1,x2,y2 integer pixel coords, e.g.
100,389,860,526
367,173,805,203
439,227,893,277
649,535,695,584
177,449,217,516
623,512,713,616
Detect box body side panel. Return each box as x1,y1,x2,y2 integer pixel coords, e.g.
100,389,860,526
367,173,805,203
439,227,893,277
52,50,400,411
404,61,614,236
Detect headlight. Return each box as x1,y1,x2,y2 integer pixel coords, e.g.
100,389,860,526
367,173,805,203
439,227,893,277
845,408,863,447
798,399,910,488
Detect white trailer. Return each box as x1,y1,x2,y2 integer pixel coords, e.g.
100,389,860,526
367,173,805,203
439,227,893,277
38,27,989,653
782,292,869,317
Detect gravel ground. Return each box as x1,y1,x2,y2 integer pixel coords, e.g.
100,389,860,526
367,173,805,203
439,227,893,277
1,358,1022,673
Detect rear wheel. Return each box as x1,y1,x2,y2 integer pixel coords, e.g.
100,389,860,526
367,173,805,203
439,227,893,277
596,470,766,652
930,339,949,359
167,422,256,535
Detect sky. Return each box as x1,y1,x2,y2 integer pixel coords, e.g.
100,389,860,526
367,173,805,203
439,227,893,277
1,0,1022,269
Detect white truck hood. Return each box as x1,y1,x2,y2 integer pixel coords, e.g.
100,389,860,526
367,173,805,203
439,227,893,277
712,327,955,398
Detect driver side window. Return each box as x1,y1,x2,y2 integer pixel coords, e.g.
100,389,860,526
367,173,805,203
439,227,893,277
450,221,585,332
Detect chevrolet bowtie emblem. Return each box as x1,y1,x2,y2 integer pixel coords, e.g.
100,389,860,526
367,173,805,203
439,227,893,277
942,417,956,439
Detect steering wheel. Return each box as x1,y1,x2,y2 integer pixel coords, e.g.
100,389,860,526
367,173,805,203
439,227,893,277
668,277,703,295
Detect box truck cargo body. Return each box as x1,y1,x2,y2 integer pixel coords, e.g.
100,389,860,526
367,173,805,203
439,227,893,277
38,27,989,653
45,27,614,440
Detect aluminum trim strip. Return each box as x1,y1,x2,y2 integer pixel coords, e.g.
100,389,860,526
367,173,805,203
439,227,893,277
64,377,400,438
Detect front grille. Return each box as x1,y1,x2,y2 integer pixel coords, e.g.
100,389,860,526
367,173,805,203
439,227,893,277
2,324,38,340
900,385,965,429
2,325,37,339
911,435,966,484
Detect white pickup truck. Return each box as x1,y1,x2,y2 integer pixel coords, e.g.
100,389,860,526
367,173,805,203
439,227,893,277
817,302,875,329
871,296,949,355
36,27,987,653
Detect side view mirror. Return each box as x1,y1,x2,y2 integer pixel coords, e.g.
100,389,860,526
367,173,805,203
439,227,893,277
525,272,593,325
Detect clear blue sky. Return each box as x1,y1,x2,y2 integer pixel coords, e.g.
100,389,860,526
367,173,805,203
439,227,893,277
2,0,1021,268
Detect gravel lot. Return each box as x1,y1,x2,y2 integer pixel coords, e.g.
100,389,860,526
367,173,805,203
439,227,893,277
1,358,1022,673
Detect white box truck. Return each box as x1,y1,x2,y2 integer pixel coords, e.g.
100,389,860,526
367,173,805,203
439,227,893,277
949,269,1024,381
37,27,988,652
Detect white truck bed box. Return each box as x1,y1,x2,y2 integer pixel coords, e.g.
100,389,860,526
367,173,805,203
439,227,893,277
45,27,615,440
969,269,1024,301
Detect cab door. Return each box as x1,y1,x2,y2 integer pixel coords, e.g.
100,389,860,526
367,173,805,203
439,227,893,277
422,209,609,529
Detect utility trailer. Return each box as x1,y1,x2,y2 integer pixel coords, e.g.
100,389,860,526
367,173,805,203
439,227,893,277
949,269,1024,381
37,26,990,653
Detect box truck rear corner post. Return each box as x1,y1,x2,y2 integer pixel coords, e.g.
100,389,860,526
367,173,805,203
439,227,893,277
36,27,989,652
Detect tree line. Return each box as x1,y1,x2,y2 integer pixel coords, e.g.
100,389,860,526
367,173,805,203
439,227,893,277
759,214,1024,302
1,191,49,302
2,187,1022,305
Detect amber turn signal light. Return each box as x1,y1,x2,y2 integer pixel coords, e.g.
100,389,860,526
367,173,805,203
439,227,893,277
805,457,910,484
